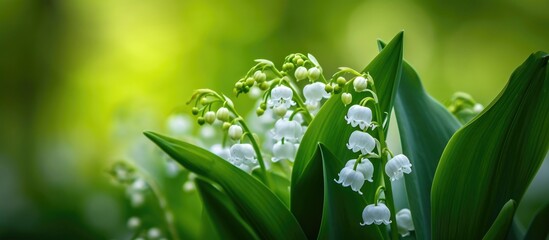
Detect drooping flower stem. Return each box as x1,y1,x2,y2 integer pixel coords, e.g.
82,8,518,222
370,81,399,240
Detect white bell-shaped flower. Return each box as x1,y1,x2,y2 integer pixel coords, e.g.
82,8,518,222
345,159,374,182
334,166,365,195
273,118,302,142
385,154,412,181
347,131,376,154
396,208,415,237
353,76,368,92
303,82,331,107
268,85,295,109
361,203,392,225
271,141,297,162
228,144,257,167
228,124,243,140
345,105,373,130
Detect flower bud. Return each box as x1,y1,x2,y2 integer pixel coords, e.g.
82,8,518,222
222,122,231,130
337,76,347,86
191,107,199,115
197,117,205,125
294,66,308,81
292,56,302,63
325,84,333,93
334,85,342,94
216,107,230,122
228,125,243,140
341,92,352,106
308,67,321,81
260,102,267,110
256,108,265,116
245,77,255,87
235,82,243,90
204,111,216,124
353,76,368,92
259,81,270,90
296,58,304,66
283,62,294,71
273,105,288,118
253,71,266,83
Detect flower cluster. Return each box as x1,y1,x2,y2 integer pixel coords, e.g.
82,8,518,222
330,70,414,235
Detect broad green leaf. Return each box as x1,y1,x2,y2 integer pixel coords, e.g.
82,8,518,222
524,202,549,240
194,178,259,240
379,40,462,240
144,131,307,240
316,143,384,239
483,199,516,240
291,32,403,238
431,52,549,239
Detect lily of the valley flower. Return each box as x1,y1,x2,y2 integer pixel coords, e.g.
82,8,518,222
361,203,392,226
210,144,230,160
228,124,243,140
273,118,302,142
294,66,308,81
303,82,330,108
228,143,257,172
345,159,374,182
268,85,296,109
345,105,373,130
396,208,415,237
335,166,365,194
271,141,297,162
353,76,368,92
347,130,376,154
385,154,412,181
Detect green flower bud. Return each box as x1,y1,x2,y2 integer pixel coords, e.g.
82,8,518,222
260,102,267,110
294,66,308,81
337,76,346,86
197,117,205,125
254,70,267,83
273,105,287,118
324,84,333,93
235,82,243,90
259,82,270,91
308,67,321,81
256,108,265,116
191,107,199,115
216,107,230,122
292,56,301,63
334,85,342,94
242,86,250,93
341,92,352,106
245,77,255,87
296,58,304,66
222,122,231,130
283,62,295,71
204,111,216,124
200,97,209,105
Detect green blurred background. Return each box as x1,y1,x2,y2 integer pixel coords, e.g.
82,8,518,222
1,0,548,238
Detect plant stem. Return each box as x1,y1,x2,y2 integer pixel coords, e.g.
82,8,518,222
371,82,399,240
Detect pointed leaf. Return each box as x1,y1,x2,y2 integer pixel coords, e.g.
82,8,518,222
431,52,549,239
195,178,259,240
483,199,516,240
144,131,307,240
379,39,462,240
317,143,384,239
291,32,404,238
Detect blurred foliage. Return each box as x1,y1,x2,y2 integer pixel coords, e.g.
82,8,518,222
0,0,548,238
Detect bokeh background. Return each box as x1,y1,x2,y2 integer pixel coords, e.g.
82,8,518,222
1,0,548,238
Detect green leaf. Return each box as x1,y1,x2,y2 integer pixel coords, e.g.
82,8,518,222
483,199,516,240
144,131,307,240
379,39,462,240
431,52,549,239
291,31,404,238
316,143,384,239
194,178,259,240
524,201,549,240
